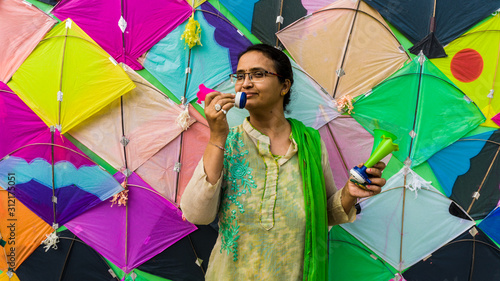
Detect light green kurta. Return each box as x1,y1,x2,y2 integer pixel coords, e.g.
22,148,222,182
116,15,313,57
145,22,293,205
181,119,356,280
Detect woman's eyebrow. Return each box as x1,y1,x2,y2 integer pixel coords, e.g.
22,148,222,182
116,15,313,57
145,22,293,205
236,67,266,73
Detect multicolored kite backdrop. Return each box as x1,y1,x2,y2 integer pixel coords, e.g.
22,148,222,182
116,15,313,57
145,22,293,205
1,0,500,280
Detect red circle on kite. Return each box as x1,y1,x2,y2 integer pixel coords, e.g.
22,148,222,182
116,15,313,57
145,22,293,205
450,48,483,83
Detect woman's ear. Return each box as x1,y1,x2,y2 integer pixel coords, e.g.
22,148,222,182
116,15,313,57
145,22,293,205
282,79,291,95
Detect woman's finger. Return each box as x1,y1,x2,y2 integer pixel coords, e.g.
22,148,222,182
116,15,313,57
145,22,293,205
367,177,386,189
209,94,235,115
204,91,221,108
372,161,386,171
363,184,382,195
366,167,382,178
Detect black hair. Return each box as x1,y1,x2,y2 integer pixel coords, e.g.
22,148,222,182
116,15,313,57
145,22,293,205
238,44,294,112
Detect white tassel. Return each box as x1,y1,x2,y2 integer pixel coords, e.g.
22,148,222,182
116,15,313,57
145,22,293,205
42,231,59,252
176,105,191,131
404,168,431,198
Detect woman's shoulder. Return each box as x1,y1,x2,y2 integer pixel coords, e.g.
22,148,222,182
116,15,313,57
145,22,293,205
228,123,245,135
288,118,320,139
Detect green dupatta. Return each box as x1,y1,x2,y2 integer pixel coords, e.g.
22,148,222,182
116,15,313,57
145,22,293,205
289,118,328,281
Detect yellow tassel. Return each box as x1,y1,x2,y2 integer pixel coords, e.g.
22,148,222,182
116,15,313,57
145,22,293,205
181,16,202,49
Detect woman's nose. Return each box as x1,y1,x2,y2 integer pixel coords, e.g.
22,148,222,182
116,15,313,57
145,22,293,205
241,74,253,87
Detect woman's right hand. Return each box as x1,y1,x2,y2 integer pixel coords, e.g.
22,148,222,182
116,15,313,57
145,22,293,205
203,91,235,185
204,91,235,140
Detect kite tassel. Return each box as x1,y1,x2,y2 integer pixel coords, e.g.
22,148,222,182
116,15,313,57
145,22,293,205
176,104,191,131
180,15,202,49
404,168,431,198
335,95,354,114
42,231,59,252
110,179,129,207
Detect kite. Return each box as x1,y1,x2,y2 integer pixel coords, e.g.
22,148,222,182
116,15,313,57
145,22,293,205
0,0,56,83
69,64,209,204
364,0,500,58
403,227,500,280
138,224,218,280
142,2,251,103
328,225,401,281
277,0,410,99
428,129,500,220
431,13,500,128
15,230,120,281
52,0,193,70
64,172,197,273
0,191,53,279
351,53,485,167
341,167,475,271
7,19,136,134
0,83,123,232
219,0,338,47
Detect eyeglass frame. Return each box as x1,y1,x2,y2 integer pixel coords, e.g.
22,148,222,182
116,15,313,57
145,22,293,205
229,70,282,83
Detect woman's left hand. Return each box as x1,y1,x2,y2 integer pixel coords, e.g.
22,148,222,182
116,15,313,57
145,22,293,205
342,161,386,201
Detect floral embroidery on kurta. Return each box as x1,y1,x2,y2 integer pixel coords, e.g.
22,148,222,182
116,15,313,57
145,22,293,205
219,130,257,261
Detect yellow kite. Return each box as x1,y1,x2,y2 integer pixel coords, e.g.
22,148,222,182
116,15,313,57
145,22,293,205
8,19,136,133
431,14,500,128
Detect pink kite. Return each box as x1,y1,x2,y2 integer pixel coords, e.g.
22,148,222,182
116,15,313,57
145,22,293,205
0,0,56,82
319,115,391,189
0,83,123,227
492,112,500,127
52,0,193,70
69,65,210,205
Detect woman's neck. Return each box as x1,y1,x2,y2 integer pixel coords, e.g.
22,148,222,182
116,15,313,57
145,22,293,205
248,111,290,139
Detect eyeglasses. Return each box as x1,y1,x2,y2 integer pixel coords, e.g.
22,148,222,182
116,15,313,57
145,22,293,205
229,70,281,83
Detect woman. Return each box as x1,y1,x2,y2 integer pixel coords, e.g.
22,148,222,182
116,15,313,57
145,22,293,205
180,44,386,280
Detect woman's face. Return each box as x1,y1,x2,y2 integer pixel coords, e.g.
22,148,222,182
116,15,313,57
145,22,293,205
234,51,289,112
